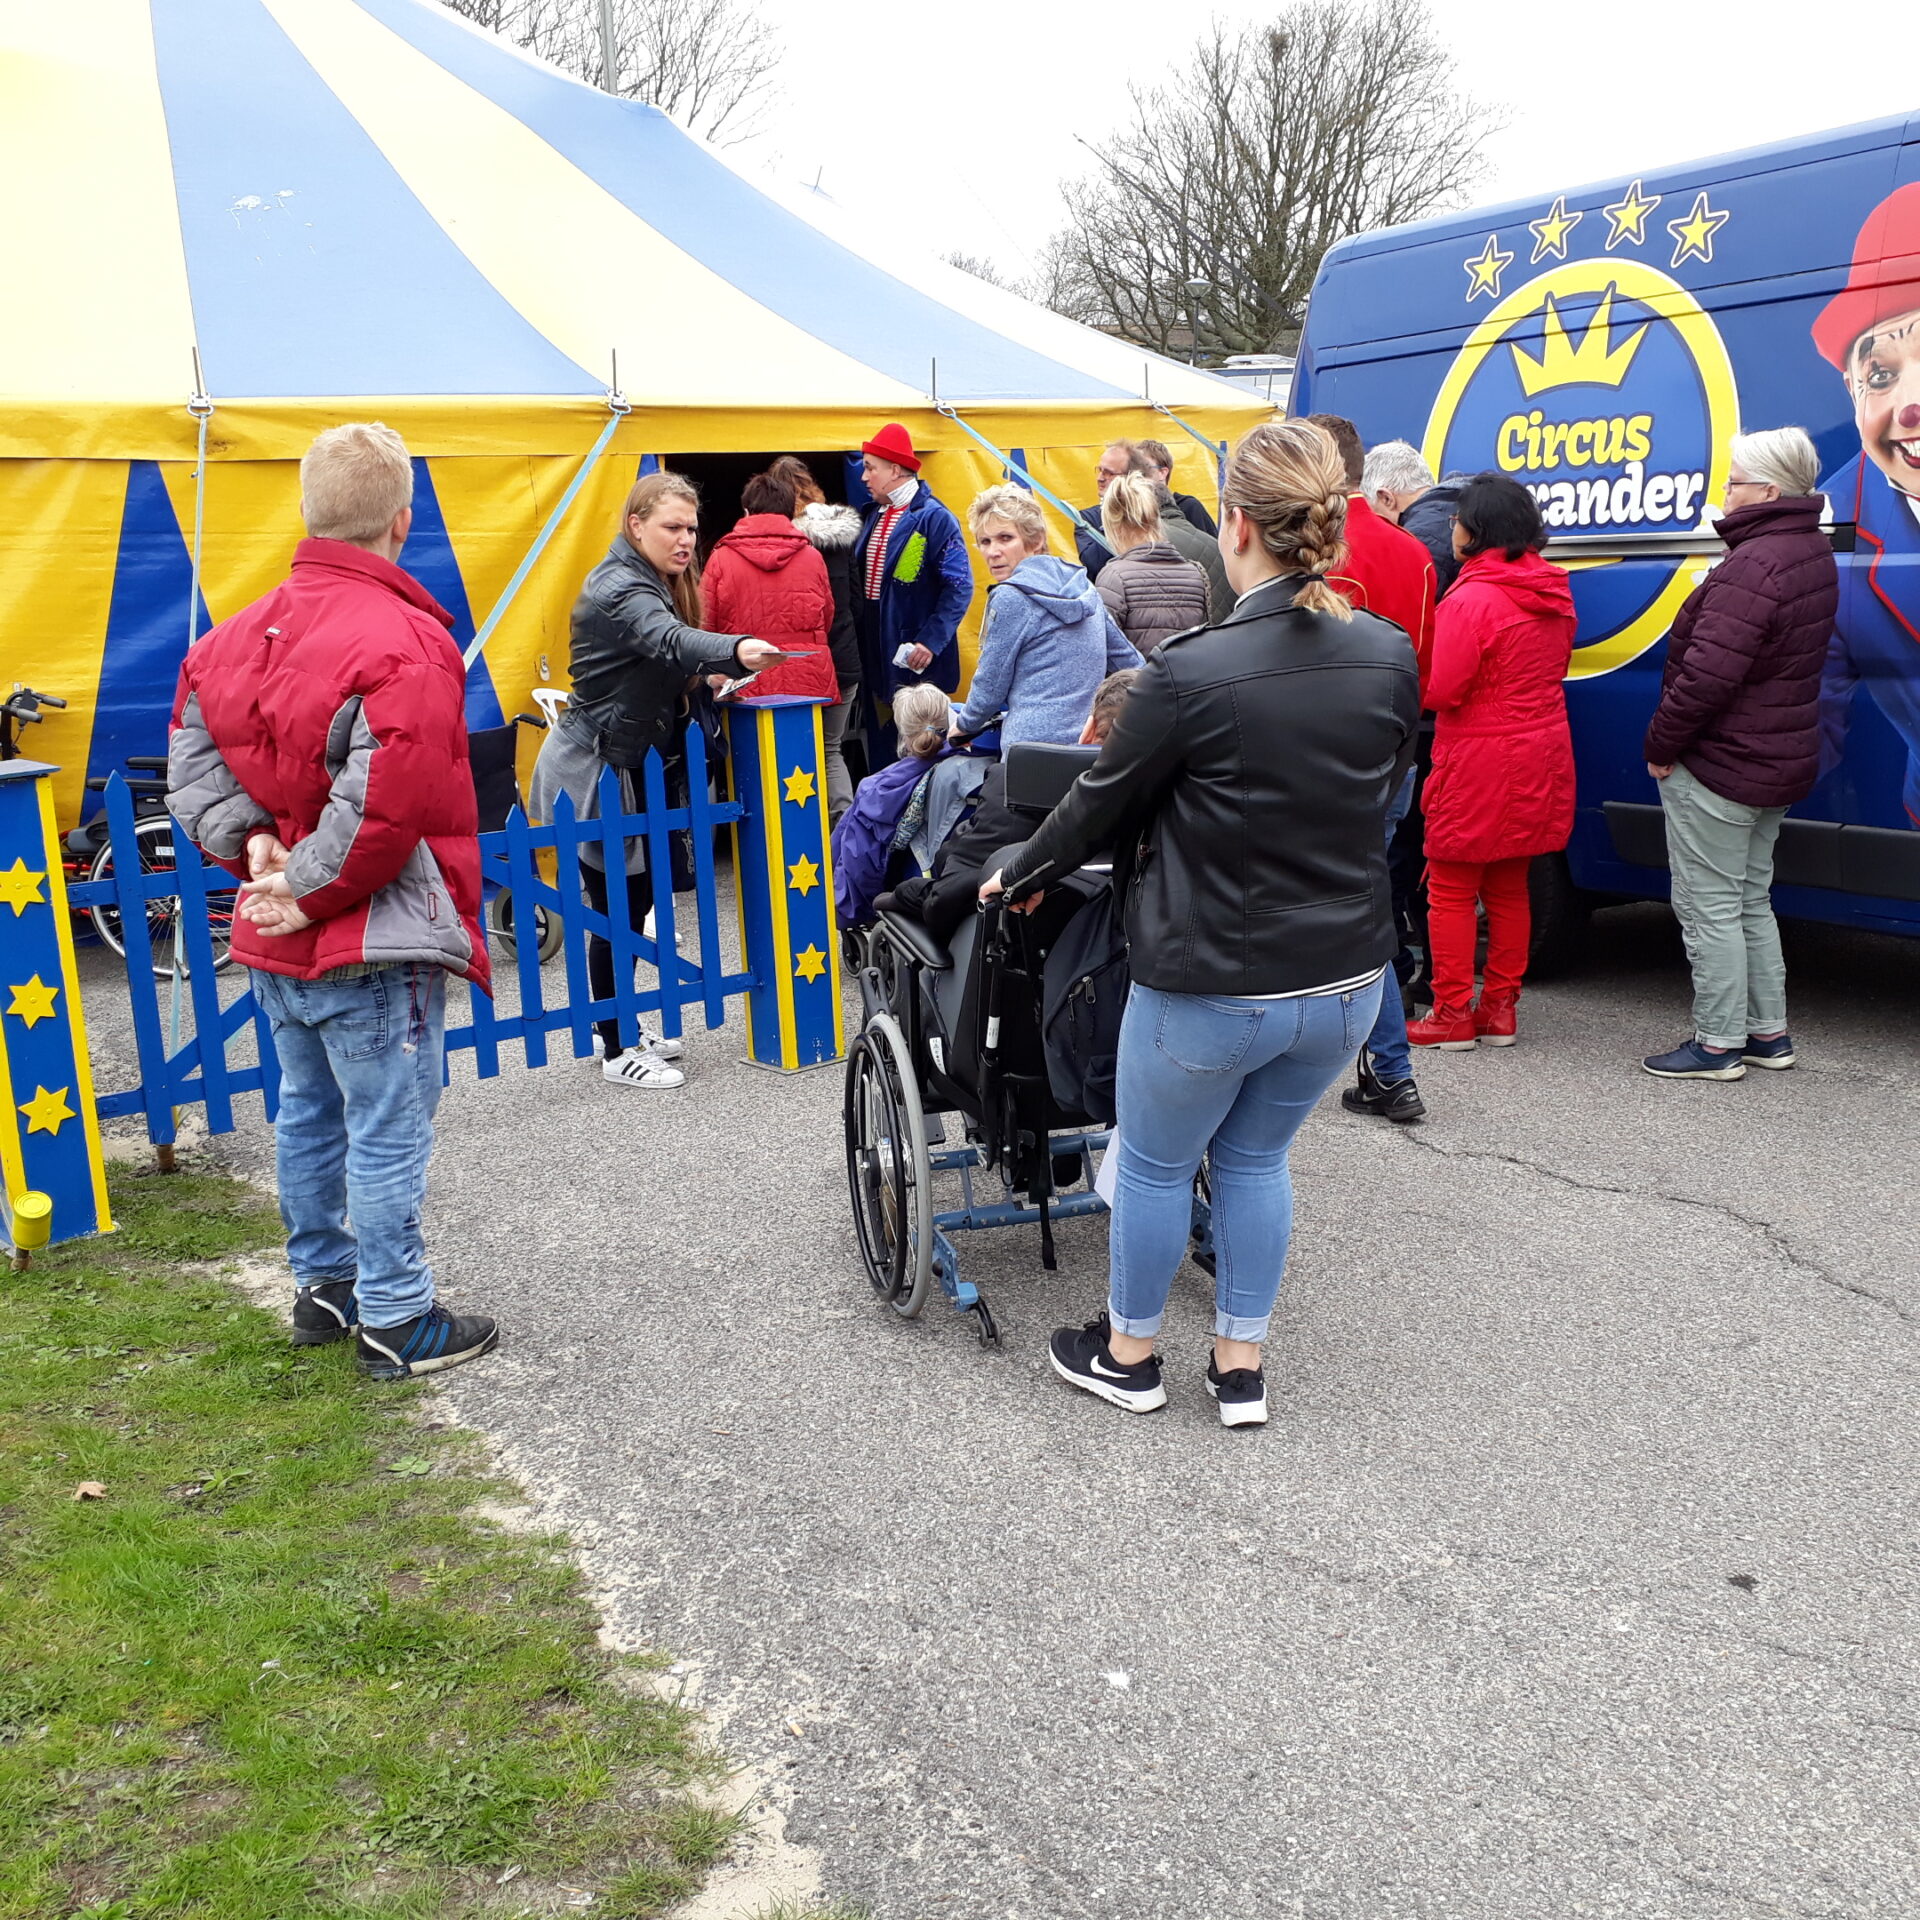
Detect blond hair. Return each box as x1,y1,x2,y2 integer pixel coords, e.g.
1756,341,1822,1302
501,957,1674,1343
893,684,951,759
300,422,413,544
1222,421,1353,619
1103,472,1162,544
622,469,704,627
967,483,1049,554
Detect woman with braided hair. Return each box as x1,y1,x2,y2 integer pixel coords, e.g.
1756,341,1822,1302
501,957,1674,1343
980,421,1421,1427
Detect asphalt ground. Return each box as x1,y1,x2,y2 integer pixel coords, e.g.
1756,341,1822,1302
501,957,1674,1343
76,897,1920,1919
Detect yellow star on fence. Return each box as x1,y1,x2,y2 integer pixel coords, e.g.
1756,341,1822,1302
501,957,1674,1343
6,975,59,1029
793,944,828,984
0,858,48,915
787,854,820,896
783,767,816,806
19,1084,74,1137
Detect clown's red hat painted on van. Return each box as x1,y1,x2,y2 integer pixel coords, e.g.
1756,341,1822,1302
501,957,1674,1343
1813,182,1920,369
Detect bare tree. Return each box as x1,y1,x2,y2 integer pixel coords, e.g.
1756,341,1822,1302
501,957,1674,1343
1045,1,1500,357
941,251,1017,290
439,0,779,146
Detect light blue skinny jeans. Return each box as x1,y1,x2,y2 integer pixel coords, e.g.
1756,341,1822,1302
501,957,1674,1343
251,963,448,1329
1109,978,1380,1343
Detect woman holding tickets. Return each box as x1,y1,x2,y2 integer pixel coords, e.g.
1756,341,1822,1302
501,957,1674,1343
531,471,779,1091
981,421,1419,1428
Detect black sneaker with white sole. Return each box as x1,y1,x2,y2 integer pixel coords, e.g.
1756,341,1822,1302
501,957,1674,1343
355,1304,499,1381
1048,1314,1167,1414
291,1277,358,1346
1205,1355,1268,1428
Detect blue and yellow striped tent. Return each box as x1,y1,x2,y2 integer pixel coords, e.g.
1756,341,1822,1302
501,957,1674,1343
0,0,1267,827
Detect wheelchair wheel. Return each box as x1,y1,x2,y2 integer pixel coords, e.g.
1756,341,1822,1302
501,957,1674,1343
488,892,564,964
89,816,233,979
844,1013,934,1318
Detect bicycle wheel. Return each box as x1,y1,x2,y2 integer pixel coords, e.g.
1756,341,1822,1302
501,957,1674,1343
89,816,232,980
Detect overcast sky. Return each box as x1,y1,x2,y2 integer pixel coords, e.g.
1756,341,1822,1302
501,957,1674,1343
733,0,1920,281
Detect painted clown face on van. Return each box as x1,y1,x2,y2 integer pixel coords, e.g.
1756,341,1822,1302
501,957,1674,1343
1847,309,1920,499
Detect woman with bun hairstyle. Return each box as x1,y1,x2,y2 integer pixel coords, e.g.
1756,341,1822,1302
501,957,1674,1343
981,421,1420,1428
1406,474,1576,1051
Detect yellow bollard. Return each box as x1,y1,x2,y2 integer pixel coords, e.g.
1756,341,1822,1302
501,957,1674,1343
7,1190,52,1272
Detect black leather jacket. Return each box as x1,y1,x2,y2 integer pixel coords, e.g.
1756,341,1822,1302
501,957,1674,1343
1001,576,1419,996
563,540,748,768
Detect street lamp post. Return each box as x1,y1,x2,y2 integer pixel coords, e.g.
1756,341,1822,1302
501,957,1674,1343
597,0,618,93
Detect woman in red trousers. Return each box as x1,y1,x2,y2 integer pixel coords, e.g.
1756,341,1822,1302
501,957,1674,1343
1407,475,1577,1049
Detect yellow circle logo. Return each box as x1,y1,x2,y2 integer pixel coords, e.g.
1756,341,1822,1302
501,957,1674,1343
1422,258,1740,678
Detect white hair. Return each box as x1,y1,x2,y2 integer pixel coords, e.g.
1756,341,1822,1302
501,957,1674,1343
1360,439,1435,499
1730,427,1821,499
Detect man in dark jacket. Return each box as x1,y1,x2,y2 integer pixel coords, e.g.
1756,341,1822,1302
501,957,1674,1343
167,424,500,1381
1640,428,1839,1080
1075,440,1217,581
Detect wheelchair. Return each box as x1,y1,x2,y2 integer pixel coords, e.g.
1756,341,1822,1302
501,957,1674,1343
842,744,1214,1346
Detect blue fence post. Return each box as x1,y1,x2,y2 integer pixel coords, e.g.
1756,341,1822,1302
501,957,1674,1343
503,804,549,1070
725,698,843,1072
0,759,112,1251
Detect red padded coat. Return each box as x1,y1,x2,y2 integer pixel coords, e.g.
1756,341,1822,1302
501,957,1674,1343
1330,494,1437,696
1422,549,1578,864
702,515,838,701
168,540,489,989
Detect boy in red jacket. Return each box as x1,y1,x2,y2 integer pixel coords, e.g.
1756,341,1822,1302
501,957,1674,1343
168,424,499,1380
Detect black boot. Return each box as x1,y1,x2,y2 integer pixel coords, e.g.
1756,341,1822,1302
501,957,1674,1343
1341,1055,1426,1124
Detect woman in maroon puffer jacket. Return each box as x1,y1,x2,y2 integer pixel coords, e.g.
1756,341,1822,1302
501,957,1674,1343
1640,428,1839,1081
1407,474,1577,1050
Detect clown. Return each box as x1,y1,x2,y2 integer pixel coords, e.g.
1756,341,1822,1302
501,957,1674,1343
1815,182,1920,820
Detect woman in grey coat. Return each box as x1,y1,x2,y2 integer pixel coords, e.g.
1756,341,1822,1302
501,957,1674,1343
1094,472,1212,651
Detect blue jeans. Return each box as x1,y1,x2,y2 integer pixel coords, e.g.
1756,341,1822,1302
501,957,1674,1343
252,964,447,1328
1109,979,1380,1343
1362,769,1416,1081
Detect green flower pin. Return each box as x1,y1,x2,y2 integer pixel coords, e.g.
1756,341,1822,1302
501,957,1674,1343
893,531,927,586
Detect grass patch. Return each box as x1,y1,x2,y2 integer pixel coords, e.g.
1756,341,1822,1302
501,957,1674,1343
0,1164,732,1918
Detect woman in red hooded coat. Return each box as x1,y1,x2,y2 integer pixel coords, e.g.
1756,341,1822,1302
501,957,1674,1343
1407,474,1577,1049
701,467,838,703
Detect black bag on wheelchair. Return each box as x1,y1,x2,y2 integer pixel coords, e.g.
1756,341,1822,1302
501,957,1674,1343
1040,880,1128,1125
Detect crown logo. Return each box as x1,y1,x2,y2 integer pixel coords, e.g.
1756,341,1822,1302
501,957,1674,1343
1508,287,1648,398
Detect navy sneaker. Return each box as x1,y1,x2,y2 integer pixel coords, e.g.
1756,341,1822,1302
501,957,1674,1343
1048,1314,1166,1414
291,1278,358,1346
355,1304,499,1380
1742,1033,1796,1070
1205,1355,1268,1428
1641,1039,1745,1081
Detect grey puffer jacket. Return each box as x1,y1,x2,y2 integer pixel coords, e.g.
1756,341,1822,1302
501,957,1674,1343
564,540,748,769
796,501,864,690
1095,542,1211,651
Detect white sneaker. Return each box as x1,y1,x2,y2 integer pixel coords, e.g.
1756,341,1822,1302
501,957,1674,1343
642,908,688,955
602,1049,686,1090
592,1028,684,1062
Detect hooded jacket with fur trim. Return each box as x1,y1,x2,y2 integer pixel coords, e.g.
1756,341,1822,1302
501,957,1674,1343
796,501,864,690
702,513,837,702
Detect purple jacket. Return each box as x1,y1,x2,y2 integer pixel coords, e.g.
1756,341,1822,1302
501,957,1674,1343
1644,495,1839,808
832,751,943,924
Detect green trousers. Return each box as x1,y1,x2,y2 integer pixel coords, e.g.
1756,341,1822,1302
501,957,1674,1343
1660,761,1789,1050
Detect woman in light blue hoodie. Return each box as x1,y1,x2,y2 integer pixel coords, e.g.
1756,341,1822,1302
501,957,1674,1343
951,485,1140,747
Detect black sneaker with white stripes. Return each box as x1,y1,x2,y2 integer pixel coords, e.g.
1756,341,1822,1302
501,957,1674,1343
1205,1354,1268,1428
355,1303,499,1381
1048,1314,1167,1414
290,1277,358,1346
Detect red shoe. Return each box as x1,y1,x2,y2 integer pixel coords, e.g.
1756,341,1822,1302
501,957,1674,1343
1406,1005,1478,1050
1473,995,1517,1046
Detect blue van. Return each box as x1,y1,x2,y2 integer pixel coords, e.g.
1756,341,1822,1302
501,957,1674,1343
1291,112,1920,959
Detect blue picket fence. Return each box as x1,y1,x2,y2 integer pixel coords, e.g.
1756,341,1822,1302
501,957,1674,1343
67,722,756,1148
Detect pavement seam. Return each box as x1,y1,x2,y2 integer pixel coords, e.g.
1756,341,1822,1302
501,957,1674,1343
1380,1125,1915,1325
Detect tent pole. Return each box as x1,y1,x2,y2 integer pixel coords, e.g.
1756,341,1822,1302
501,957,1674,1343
597,0,618,93
1149,401,1230,523
185,349,213,653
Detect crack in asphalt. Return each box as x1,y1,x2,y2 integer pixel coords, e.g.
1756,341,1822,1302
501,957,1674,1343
1381,1126,1914,1325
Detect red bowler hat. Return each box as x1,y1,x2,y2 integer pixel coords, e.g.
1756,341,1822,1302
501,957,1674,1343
1813,182,1920,369
861,422,922,472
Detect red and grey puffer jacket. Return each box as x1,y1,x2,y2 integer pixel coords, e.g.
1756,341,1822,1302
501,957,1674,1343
168,539,489,990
